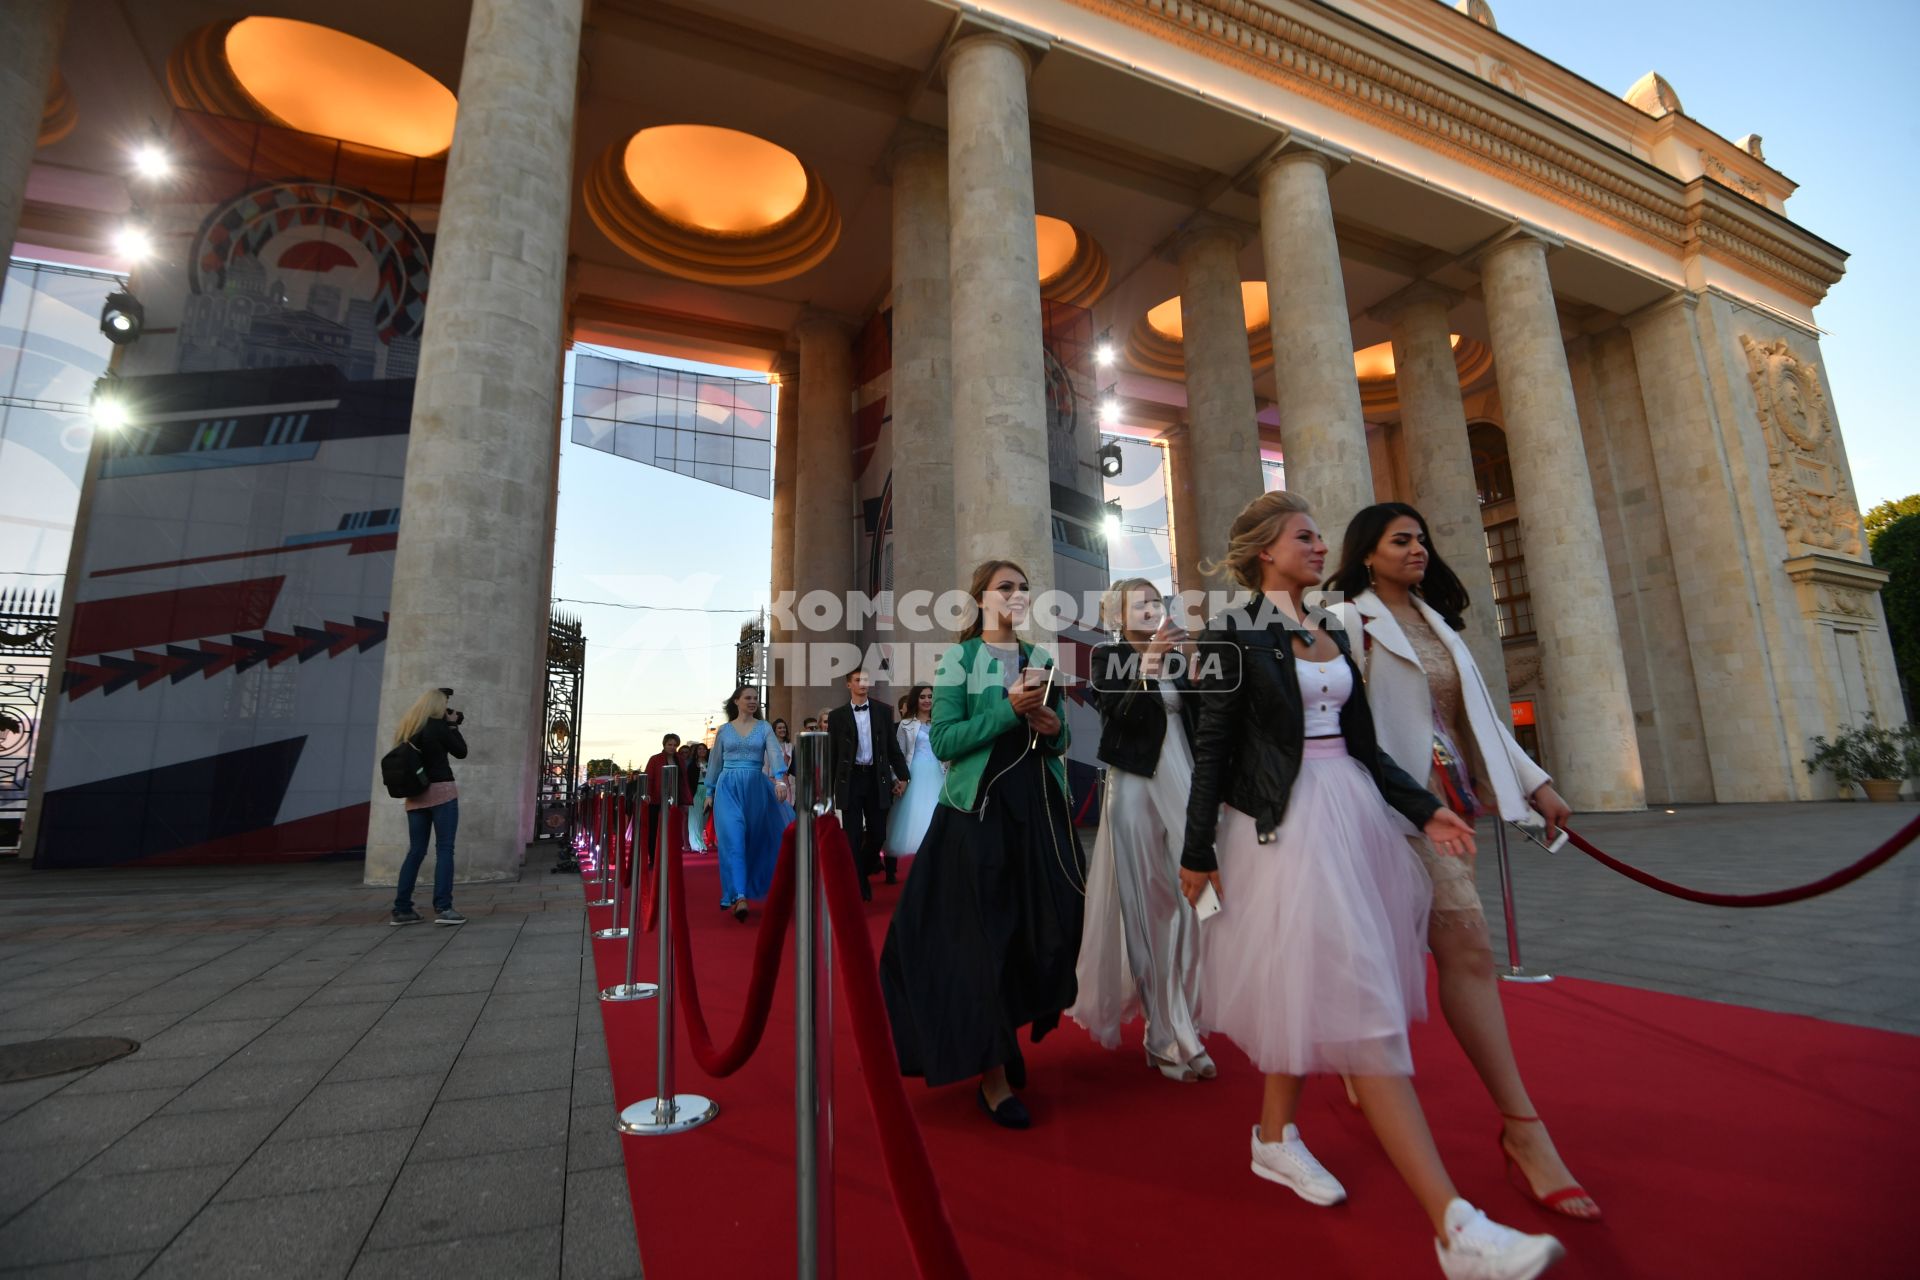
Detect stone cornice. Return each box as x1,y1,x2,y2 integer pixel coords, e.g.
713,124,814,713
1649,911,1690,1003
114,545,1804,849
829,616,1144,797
1057,0,1844,304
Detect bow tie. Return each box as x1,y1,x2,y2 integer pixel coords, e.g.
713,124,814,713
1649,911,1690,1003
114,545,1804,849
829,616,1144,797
851,704,868,713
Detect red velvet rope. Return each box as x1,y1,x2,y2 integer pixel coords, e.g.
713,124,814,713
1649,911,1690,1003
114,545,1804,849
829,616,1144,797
813,814,971,1280
664,821,797,1077
1561,811,1920,907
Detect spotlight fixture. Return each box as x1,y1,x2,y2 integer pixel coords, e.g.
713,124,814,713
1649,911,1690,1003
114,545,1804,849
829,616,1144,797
131,141,171,179
99,290,146,345
89,378,130,432
1096,441,1124,478
1102,500,1124,543
1095,339,1116,368
1099,396,1121,427
112,225,154,263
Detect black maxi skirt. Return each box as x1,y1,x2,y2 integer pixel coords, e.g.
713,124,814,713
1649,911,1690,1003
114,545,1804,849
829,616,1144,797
879,725,1086,1088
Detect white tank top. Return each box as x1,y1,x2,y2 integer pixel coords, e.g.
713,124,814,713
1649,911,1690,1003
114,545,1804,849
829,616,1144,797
1298,653,1353,737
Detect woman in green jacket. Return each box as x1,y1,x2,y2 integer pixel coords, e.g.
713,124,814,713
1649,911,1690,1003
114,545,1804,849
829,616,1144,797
879,559,1086,1130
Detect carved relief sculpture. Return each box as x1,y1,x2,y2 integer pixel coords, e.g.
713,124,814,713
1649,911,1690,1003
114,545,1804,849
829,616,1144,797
1739,334,1863,558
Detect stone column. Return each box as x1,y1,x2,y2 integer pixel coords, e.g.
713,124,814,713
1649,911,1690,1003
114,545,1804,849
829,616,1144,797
366,0,585,887
768,351,799,731
1480,232,1643,810
945,32,1054,607
792,315,857,716
886,132,954,679
1163,424,1205,602
1257,148,1371,554
1173,217,1263,574
0,0,66,307
1379,283,1507,710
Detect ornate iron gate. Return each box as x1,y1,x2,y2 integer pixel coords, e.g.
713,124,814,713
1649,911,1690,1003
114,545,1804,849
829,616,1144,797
0,589,57,851
539,612,585,864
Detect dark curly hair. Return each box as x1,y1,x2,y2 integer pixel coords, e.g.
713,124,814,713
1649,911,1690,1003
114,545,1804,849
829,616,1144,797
722,684,763,721
1323,502,1469,631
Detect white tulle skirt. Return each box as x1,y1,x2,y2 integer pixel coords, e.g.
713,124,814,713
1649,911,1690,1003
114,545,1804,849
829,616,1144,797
1198,737,1433,1077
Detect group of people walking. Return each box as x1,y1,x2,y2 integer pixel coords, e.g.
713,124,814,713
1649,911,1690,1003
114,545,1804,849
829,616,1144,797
876,492,1589,1280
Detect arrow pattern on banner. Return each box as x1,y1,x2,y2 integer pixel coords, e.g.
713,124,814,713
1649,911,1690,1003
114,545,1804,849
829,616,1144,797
64,614,388,700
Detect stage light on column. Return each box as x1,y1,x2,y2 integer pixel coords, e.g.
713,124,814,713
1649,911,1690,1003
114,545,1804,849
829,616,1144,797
113,225,154,264
99,290,146,345
131,141,171,179
1095,340,1116,367
1099,396,1121,427
90,379,130,432
1102,500,1124,543
1097,441,1123,478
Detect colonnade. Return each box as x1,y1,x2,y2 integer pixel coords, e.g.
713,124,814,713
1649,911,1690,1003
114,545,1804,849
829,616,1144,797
352,8,1654,882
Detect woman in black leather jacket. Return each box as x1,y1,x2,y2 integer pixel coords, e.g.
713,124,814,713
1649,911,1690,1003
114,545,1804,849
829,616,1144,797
1067,578,1212,1082
1178,491,1564,1280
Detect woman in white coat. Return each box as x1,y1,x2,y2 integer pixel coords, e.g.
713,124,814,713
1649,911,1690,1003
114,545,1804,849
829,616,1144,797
1326,502,1597,1222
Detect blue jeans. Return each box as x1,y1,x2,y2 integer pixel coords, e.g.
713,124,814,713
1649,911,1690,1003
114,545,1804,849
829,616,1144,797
396,798,458,914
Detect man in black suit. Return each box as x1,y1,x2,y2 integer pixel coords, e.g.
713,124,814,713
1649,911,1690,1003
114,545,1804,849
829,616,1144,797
826,668,910,901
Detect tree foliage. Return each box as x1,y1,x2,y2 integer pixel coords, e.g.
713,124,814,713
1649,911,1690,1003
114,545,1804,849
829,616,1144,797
584,757,620,778
1865,494,1920,545
1873,511,1920,716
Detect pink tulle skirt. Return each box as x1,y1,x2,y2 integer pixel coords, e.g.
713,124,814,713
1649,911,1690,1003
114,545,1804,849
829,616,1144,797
1198,738,1433,1077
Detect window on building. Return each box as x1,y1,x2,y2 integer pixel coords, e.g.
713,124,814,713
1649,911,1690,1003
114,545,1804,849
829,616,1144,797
1485,519,1533,638
1469,422,1513,505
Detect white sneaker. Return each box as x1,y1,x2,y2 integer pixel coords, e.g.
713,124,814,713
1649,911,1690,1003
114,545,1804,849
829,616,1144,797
1435,1198,1564,1280
1248,1123,1346,1205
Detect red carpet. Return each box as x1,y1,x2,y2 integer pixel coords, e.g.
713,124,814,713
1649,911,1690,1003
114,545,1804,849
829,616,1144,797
585,855,1917,1279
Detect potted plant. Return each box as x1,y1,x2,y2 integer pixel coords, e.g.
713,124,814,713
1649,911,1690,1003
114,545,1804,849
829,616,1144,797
1804,718,1915,802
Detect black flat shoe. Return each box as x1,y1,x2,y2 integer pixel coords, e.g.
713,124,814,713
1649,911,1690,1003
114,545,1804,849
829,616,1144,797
976,1088,1030,1130
859,878,873,903
732,901,750,923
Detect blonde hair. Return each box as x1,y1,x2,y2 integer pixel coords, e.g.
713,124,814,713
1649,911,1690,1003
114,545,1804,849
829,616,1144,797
1200,490,1314,591
393,688,448,746
1099,577,1161,638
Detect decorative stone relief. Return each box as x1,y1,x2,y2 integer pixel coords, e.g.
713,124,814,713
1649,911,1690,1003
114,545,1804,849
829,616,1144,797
1814,585,1872,619
1739,334,1863,558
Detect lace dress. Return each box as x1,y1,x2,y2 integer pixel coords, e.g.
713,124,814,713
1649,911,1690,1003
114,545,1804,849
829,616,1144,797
1385,602,1487,929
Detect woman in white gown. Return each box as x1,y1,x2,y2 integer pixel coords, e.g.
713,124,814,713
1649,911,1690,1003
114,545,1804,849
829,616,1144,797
1070,579,1213,1082
885,684,942,858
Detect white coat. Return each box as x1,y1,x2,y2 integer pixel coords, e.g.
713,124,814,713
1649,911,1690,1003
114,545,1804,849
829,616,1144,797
1330,589,1550,824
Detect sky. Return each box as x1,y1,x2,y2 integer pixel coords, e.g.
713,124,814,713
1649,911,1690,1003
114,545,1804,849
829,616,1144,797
551,0,1920,770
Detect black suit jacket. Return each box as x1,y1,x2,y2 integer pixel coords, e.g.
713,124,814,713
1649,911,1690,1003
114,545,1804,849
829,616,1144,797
826,699,910,811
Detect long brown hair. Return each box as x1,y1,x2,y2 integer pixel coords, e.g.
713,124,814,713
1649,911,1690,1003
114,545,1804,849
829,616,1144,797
1200,490,1314,591
956,559,1029,643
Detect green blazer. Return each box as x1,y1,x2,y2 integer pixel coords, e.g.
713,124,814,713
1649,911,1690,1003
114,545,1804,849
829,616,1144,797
931,635,1071,812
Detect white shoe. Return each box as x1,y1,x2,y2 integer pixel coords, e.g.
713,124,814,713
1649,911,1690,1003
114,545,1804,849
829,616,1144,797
1248,1123,1346,1205
1435,1198,1564,1280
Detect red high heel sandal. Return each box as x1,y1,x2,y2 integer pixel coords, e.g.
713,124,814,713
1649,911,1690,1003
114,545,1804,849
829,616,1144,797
1498,1113,1601,1221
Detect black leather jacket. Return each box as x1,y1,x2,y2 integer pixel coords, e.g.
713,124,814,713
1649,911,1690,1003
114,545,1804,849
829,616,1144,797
1180,596,1441,873
1089,641,1199,778
415,716,468,784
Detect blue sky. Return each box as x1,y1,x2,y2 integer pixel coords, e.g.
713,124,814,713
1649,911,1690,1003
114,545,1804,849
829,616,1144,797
553,0,1920,767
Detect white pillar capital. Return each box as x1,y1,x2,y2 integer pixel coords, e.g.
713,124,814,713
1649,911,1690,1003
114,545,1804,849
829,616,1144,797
1161,212,1256,265
1366,279,1463,327
791,310,854,345
1472,223,1565,274
1621,288,1699,333
940,26,1044,85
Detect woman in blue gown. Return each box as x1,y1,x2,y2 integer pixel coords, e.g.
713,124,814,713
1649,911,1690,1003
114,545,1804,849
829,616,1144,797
885,683,942,858
696,685,795,922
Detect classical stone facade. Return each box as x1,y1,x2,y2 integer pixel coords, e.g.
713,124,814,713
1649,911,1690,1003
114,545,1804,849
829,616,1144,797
12,0,1902,878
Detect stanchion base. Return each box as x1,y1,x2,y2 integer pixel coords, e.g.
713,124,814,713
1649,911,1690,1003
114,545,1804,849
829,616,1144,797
591,926,631,940
619,1094,718,1136
586,898,615,908
1500,969,1554,984
598,982,658,1002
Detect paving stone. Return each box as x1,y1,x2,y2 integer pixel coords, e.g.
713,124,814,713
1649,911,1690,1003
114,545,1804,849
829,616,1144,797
465,1014,577,1055
440,1048,576,1100
274,1073,443,1141
61,1051,228,1095
161,1061,327,1114
562,1165,642,1279
0,1251,155,1280
414,1087,571,1161
566,1109,625,1173
85,1105,284,1175
0,1142,96,1220
132,1016,276,1059
0,1087,178,1153
365,1144,567,1249
0,1165,228,1266
326,1041,462,1084
348,1225,563,1280
402,966,500,996
0,1073,75,1122
141,1184,387,1279
218,1128,413,1201
305,981,412,1007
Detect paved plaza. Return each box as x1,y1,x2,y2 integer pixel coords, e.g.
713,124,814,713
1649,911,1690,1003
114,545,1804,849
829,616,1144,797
0,800,1915,1278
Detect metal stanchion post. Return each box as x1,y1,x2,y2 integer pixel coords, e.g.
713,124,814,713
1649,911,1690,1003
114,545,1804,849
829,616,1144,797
619,762,717,1136
594,779,631,941
1495,821,1551,983
588,782,614,907
602,775,658,1003
792,732,834,1279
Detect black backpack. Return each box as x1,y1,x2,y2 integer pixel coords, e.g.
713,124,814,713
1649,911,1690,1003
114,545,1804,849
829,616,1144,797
380,735,428,799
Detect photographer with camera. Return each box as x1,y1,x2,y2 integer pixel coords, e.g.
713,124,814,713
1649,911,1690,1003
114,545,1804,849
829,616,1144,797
388,687,469,926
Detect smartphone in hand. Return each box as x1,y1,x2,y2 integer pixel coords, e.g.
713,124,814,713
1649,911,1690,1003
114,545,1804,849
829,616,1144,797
1194,881,1222,922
